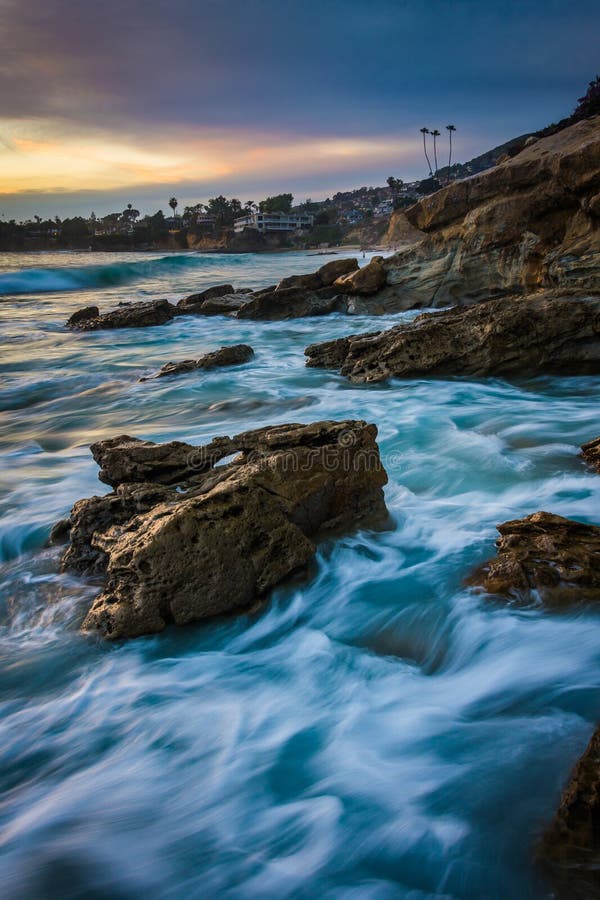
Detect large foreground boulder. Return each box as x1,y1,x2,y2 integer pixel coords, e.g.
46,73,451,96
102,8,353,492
140,344,254,380
60,421,388,639
378,115,600,311
467,511,600,607
304,293,600,382
538,725,600,896
67,299,177,330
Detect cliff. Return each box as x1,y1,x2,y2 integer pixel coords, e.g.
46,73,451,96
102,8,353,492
376,115,600,309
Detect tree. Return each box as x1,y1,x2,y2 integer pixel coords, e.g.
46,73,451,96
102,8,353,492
386,176,404,199
168,197,178,218
420,128,433,176
431,129,441,175
574,75,600,119
446,125,457,183
259,193,293,214
122,203,140,224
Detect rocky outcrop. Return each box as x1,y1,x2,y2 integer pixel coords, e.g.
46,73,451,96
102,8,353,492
176,284,235,312
383,210,424,248
305,293,600,382
60,421,388,639
140,344,254,380
581,435,600,473
235,285,346,320
333,257,387,295
316,257,360,285
467,511,600,607
67,299,177,330
271,257,363,293
538,725,600,894
66,305,100,327
378,115,600,310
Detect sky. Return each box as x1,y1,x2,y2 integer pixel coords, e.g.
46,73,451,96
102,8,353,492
0,0,598,220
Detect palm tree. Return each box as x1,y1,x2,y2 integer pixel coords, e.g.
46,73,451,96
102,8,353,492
431,129,441,176
420,127,433,176
446,125,457,181
168,197,178,218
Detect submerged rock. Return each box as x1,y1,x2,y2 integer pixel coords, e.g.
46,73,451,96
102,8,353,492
61,421,388,639
66,299,177,330
304,293,600,382
538,725,600,895
467,511,600,607
581,435,600,473
140,344,254,381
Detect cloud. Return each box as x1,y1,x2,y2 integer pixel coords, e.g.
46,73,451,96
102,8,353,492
0,0,599,216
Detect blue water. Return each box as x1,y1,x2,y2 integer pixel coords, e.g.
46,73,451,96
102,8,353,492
1,250,599,899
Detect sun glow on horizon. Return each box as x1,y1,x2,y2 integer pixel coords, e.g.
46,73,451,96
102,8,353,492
0,118,420,198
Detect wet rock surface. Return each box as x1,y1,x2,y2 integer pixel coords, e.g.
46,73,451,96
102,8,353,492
538,725,600,896
140,344,254,380
176,283,235,311
235,285,346,320
304,293,600,382
468,511,600,607
60,421,389,639
67,299,177,330
581,435,600,473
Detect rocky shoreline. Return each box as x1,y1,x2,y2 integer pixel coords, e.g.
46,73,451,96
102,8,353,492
53,112,600,890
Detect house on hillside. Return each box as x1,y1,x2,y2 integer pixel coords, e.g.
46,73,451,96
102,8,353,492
233,211,314,234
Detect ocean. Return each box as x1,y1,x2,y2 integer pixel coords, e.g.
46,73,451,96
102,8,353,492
1,249,599,898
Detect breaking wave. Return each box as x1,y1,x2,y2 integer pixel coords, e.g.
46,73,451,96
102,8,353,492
0,253,239,296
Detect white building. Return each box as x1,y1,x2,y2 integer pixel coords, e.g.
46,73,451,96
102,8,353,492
373,199,394,217
234,211,314,234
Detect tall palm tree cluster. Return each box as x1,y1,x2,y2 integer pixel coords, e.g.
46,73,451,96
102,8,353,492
420,125,457,183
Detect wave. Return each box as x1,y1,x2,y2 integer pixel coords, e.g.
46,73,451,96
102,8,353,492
0,253,237,296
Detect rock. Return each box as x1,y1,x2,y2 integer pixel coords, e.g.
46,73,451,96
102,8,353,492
538,725,600,893
140,344,254,380
48,518,71,546
378,116,600,310
61,421,389,639
66,299,176,330
66,306,99,328
62,483,178,575
333,258,387,295
383,211,424,248
581,435,600,473
272,259,359,293
304,293,600,382
316,258,359,285
193,293,251,316
89,434,213,487
235,285,345,320
275,273,323,292
467,511,600,607
176,284,235,311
